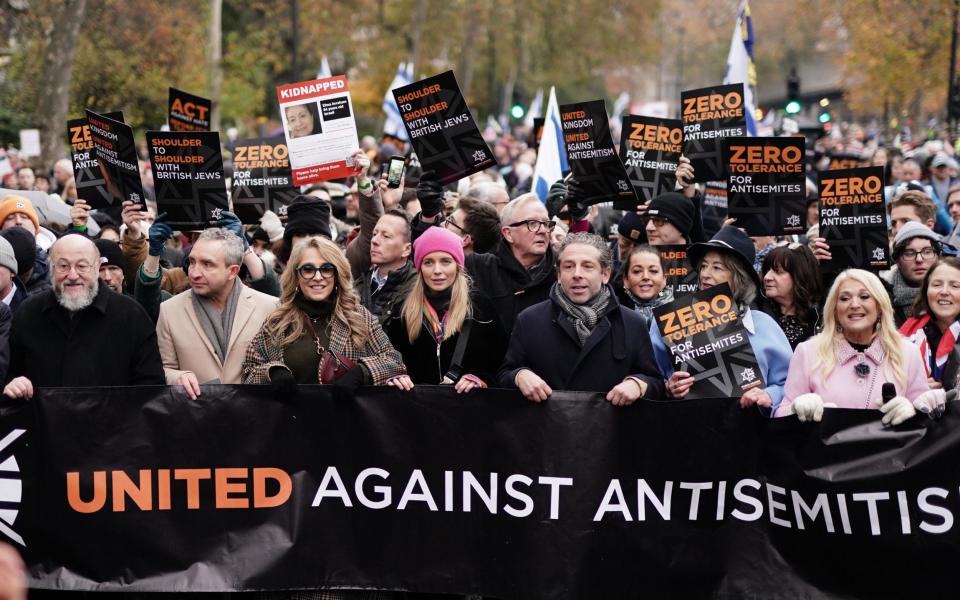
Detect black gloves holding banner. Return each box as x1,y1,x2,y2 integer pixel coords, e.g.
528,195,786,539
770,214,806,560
269,367,297,400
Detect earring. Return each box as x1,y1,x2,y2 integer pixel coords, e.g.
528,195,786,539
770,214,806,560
836,323,843,333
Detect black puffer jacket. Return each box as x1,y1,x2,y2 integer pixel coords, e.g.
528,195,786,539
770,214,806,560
464,243,556,332
355,260,416,320
385,292,508,386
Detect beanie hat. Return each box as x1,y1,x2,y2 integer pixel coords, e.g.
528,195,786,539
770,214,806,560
283,195,332,244
645,192,695,239
893,221,941,258
94,239,125,270
617,212,646,241
0,227,36,277
0,195,40,232
0,236,17,276
413,226,465,271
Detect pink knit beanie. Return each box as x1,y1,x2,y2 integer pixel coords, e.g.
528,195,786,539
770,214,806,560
413,226,465,270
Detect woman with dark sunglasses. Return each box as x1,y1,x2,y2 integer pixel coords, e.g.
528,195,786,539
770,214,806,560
242,236,406,395
759,243,824,348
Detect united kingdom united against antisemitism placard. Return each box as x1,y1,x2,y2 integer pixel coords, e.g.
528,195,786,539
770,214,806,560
67,111,124,209
560,99,636,209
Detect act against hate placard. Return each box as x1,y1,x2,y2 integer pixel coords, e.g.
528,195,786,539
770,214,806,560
681,84,746,183
168,87,212,132
146,131,229,228
819,166,890,271
67,111,124,209
84,109,146,209
560,99,637,209
277,75,359,185
392,70,496,185
654,283,764,399
231,137,297,224
619,115,683,202
724,137,806,236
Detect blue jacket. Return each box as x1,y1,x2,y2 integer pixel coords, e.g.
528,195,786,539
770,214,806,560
649,307,792,415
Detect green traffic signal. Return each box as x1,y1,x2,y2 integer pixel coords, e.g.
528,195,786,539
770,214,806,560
510,104,525,119
818,112,831,123
785,100,801,115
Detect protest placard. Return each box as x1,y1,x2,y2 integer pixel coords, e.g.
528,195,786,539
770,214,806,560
392,70,496,185
67,111,125,209
619,115,682,202
681,84,746,183
819,166,889,271
560,99,636,209
168,87,212,132
724,137,806,235
657,245,698,296
146,131,228,228
654,283,763,399
277,75,359,185
84,109,145,209
230,137,298,223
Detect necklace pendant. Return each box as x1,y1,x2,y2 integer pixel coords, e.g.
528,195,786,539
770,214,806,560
857,378,864,385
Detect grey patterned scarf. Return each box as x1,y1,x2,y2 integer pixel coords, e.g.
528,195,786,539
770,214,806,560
889,267,919,314
192,279,243,363
551,283,612,346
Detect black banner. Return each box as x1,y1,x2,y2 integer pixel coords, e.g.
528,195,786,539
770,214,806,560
559,100,637,209
230,137,298,224
66,111,125,209
619,115,682,202
819,166,890,271
653,283,763,399
392,71,496,185
5,386,960,598
168,87,212,132
725,137,807,236
531,117,544,149
84,109,146,209
681,84,746,183
658,244,698,295
827,152,861,171
701,180,728,238
146,131,228,228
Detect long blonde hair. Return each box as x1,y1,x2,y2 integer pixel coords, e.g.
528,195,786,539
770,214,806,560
265,236,369,348
814,269,905,388
401,265,473,344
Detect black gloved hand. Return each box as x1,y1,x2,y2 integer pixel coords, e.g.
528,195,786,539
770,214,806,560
564,178,590,220
269,366,298,400
545,180,567,219
333,365,366,393
416,170,445,218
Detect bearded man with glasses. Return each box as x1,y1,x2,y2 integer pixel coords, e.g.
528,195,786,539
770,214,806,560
4,234,164,399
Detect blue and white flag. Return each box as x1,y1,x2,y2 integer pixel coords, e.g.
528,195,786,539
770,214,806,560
523,88,544,129
531,86,569,201
315,55,332,79
723,1,757,136
383,62,413,141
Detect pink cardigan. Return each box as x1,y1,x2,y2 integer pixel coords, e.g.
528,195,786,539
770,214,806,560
775,336,930,417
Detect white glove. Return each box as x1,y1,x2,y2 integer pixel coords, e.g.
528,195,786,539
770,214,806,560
259,210,285,242
792,393,825,422
913,389,947,419
880,395,916,426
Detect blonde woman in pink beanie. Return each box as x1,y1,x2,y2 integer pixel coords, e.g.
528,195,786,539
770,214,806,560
384,226,507,392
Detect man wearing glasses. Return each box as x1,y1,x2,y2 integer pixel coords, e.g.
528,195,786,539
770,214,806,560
155,228,278,399
4,234,164,399
465,193,557,331
884,221,943,326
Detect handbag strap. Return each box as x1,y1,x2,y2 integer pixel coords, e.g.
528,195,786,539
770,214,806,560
443,318,473,381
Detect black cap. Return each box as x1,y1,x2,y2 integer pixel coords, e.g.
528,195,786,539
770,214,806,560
94,239,125,270
283,195,332,244
0,227,36,277
646,192,696,239
617,212,646,241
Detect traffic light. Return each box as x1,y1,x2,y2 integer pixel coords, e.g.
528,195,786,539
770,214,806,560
818,111,831,124
785,101,801,115
510,89,525,120
785,68,801,115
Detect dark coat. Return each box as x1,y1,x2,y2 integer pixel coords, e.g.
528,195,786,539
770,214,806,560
26,248,51,297
0,303,10,384
385,292,508,386
465,242,556,332
8,284,164,387
7,277,27,313
498,288,665,398
356,260,416,320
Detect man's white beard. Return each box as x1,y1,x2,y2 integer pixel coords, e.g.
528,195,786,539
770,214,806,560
55,280,98,312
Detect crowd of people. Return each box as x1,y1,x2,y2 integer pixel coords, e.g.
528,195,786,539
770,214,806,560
1,121,960,597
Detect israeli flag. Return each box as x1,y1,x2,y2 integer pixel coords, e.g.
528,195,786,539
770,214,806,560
523,88,544,128
531,87,569,201
383,62,413,141
722,0,757,136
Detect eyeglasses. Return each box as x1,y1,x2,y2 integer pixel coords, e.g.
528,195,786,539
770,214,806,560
508,219,556,233
296,262,337,280
900,247,938,261
54,261,95,275
645,216,669,228
443,216,465,234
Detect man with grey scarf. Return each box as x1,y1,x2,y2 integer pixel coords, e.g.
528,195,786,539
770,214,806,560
156,228,277,399
498,233,664,404
882,221,942,327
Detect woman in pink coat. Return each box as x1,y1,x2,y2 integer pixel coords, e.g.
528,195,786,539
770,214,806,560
776,269,930,425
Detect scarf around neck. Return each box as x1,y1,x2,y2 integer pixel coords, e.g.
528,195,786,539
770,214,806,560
626,286,674,322
551,282,612,346
900,314,960,380
192,278,244,363
890,268,920,310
